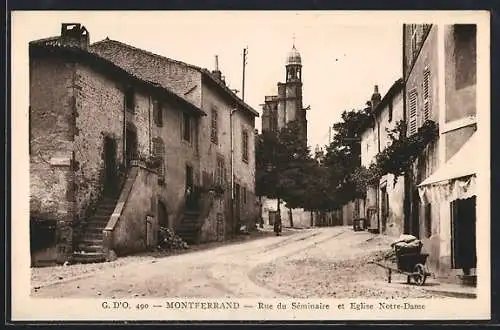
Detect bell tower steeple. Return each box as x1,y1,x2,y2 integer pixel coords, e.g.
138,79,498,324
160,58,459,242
286,39,302,82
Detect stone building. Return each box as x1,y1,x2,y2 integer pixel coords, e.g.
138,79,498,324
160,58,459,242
29,23,259,266
359,80,405,236
261,44,308,144
403,24,478,284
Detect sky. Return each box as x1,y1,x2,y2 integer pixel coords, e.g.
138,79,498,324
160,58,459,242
13,11,403,149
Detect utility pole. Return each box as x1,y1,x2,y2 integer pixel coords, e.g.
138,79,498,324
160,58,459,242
242,47,248,101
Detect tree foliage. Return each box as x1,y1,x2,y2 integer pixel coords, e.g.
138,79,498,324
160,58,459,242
321,108,372,206
349,119,439,189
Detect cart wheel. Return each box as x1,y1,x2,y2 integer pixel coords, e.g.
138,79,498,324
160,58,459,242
413,264,427,286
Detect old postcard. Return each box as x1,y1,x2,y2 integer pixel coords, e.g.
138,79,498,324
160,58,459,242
10,10,490,321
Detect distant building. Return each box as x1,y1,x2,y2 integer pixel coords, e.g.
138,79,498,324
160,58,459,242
359,80,405,236
29,23,259,266
261,44,308,144
404,24,478,283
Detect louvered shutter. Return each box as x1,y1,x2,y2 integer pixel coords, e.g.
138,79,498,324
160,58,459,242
423,69,431,122
408,90,418,135
152,137,165,180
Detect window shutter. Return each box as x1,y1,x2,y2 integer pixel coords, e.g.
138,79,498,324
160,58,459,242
408,90,418,135
152,137,165,179
423,69,431,122
242,129,249,163
211,109,218,144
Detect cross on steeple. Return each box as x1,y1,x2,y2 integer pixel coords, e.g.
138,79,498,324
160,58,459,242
292,33,296,47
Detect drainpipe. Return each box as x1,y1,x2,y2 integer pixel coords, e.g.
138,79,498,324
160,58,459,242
376,115,381,232
230,107,238,233
148,95,152,155
123,91,126,166
402,25,411,235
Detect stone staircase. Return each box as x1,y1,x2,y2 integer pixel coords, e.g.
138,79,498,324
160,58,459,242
72,193,120,264
176,210,202,244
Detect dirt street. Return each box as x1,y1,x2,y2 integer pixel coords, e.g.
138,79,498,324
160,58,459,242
31,227,441,298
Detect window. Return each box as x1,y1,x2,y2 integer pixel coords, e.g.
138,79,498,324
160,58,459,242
410,25,418,59
125,87,135,112
425,203,432,238
211,109,218,144
242,129,249,163
242,187,247,204
408,89,418,135
182,112,191,142
153,99,163,127
454,24,477,89
216,155,225,185
388,100,393,122
423,68,431,122
152,137,165,181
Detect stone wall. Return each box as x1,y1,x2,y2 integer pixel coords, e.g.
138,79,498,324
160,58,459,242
199,83,231,239
73,62,125,222
232,110,257,230
379,174,405,237
151,97,201,230
281,207,313,229
30,56,75,222
112,165,159,255
29,55,76,263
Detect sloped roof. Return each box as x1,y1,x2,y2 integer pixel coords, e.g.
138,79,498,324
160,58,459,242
29,36,62,46
90,38,259,117
359,78,404,133
29,40,206,117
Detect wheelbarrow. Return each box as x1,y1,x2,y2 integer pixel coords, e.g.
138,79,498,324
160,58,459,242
369,252,431,286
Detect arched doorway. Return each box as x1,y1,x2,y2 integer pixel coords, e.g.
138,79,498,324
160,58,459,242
125,122,138,167
103,136,117,196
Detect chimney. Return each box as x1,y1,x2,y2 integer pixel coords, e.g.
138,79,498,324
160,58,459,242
371,84,381,109
60,23,89,50
212,55,222,80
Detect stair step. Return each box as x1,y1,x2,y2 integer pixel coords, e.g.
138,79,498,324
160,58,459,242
89,215,110,222
85,221,108,228
181,218,200,223
75,242,103,252
184,211,200,216
84,227,105,234
72,252,106,264
97,206,116,212
178,226,200,232
84,232,104,240
79,245,103,253
79,238,103,245
94,209,114,216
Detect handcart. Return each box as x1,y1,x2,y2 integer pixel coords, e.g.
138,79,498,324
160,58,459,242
369,252,431,286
